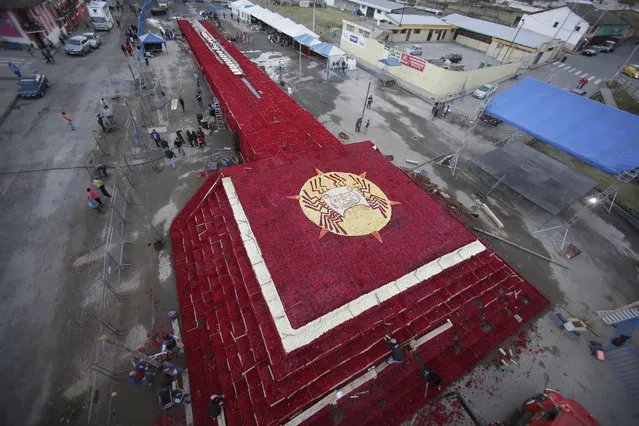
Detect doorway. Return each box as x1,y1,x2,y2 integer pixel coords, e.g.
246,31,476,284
427,29,433,41
405,29,412,41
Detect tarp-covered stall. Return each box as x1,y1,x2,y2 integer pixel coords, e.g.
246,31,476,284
139,32,166,53
485,77,639,175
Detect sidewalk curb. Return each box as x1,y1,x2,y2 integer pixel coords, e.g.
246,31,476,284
0,93,18,126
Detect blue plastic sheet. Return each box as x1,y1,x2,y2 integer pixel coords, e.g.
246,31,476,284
485,77,639,175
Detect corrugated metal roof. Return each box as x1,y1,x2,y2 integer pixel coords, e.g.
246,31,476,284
443,13,552,48
384,13,447,26
349,0,404,13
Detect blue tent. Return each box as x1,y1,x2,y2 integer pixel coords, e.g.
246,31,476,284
309,42,346,58
140,32,166,45
485,77,639,175
208,5,218,12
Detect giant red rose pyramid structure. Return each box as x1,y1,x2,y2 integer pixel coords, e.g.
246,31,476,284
170,19,549,425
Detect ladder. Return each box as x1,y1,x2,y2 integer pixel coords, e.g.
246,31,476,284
213,97,225,131
596,309,639,326
607,347,639,408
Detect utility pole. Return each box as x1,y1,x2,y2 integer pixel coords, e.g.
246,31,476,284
298,42,302,80
500,18,524,64
360,79,371,123
312,0,316,33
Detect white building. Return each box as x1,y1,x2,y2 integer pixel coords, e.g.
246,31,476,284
326,0,404,21
519,6,590,51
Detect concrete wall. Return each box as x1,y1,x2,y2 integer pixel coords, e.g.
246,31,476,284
454,34,491,52
520,7,589,51
340,26,518,98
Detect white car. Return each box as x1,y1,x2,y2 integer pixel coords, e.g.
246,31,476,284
473,83,498,99
82,32,101,49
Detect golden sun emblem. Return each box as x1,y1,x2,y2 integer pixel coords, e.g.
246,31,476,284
287,169,400,243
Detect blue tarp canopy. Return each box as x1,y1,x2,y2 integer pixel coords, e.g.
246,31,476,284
379,58,401,66
309,42,346,58
485,77,639,175
208,5,218,12
139,32,166,45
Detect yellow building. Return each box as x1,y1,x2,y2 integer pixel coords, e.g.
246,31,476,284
340,13,558,99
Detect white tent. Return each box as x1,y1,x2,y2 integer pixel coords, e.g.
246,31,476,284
230,0,253,20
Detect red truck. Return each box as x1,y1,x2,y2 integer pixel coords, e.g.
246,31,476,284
503,389,601,426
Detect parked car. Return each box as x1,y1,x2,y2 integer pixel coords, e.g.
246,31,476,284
479,112,502,126
473,83,498,99
442,53,463,63
17,73,49,98
64,35,91,56
598,40,616,52
583,46,601,56
82,32,101,49
403,44,423,56
623,64,639,79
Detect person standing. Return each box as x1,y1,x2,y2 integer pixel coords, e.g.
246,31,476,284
197,135,206,149
174,136,186,155
45,49,55,64
96,113,107,132
87,188,103,206
178,96,185,112
151,129,161,148
355,117,362,132
367,95,373,109
432,101,439,117
8,63,21,78
88,198,103,213
196,92,203,107
95,163,108,177
384,335,405,365
120,44,127,56
164,149,175,168
160,138,170,150
365,119,370,133
125,43,133,56
194,71,200,86
116,19,120,29
442,104,450,118
103,106,115,125
144,57,149,67
61,112,75,130
92,176,112,197
41,49,53,64
187,130,196,147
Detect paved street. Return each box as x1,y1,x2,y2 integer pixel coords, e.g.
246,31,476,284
0,2,637,425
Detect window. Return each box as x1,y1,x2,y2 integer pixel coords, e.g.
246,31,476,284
392,30,398,34
553,22,559,28
362,31,370,38
400,29,407,34
346,24,354,32
377,9,381,13
575,25,581,31
547,47,555,51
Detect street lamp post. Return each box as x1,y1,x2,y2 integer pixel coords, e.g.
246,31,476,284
312,1,316,33
500,18,524,64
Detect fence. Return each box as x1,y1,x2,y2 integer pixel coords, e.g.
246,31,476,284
87,175,134,425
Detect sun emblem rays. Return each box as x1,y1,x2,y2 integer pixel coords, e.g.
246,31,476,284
288,170,400,243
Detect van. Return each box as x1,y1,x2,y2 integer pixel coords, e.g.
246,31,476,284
64,35,92,56
82,32,101,49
